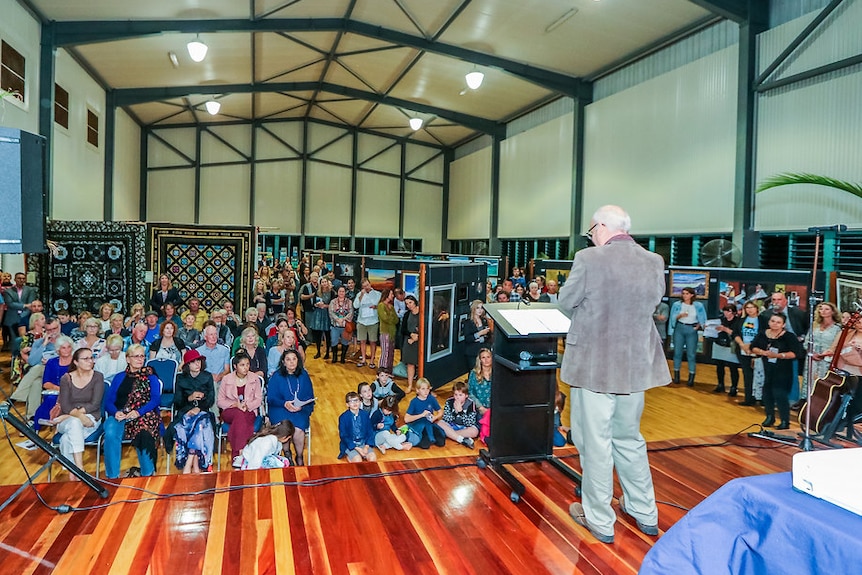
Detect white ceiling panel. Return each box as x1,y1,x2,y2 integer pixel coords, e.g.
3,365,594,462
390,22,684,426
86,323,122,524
31,0,731,146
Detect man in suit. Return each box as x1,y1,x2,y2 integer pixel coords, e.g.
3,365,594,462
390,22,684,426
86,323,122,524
2,272,37,331
150,274,182,316
559,205,669,544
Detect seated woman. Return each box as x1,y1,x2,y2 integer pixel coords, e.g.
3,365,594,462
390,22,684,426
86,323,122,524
53,348,104,480
232,326,267,382
267,349,314,465
94,334,127,381
103,344,162,479
169,349,216,473
436,381,479,449
216,352,263,465
33,335,75,429
124,303,145,330
148,319,186,367
74,317,106,359
267,329,304,377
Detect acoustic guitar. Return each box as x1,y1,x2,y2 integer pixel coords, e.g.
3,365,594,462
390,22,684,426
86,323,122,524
798,312,861,434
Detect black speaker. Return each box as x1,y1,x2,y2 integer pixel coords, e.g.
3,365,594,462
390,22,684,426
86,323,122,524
0,127,47,254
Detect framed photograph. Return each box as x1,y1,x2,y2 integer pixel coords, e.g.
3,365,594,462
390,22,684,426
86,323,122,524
836,277,862,314
458,313,469,342
401,271,419,298
669,270,709,299
427,283,455,362
366,268,396,291
336,262,354,279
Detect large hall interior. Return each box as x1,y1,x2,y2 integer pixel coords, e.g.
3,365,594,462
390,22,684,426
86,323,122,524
2,0,862,573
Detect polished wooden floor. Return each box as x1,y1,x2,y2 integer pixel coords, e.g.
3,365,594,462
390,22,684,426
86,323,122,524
0,347,811,573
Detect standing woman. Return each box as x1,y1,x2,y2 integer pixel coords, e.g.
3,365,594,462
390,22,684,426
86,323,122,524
711,305,741,395
103,345,162,478
376,288,398,373
462,300,492,371
54,348,104,479
217,353,263,463
308,277,333,359
267,279,286,317
733,301,761,406
801,302,842,402
148,319,186,366
328,285,354,364
267,349,315,465
401,295,421,393
750,313,803,429
668,287,707,386
169,349,215,473
150,274,182,317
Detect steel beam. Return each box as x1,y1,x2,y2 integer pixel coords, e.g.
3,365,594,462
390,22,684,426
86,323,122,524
113,82,503,136
686,0,748,23
51,18,588,97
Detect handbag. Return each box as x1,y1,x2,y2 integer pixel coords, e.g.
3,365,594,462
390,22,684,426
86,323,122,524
344,320,356,336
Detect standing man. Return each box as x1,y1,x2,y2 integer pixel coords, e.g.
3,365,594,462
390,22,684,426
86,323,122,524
559,205,669,544
353,278,381,369
2,272,37,335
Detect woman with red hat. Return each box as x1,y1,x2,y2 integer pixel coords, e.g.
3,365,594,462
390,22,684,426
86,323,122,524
166,348,216,473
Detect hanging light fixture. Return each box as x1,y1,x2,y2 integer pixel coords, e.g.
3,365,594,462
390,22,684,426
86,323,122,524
187,35,208,62
409,117,423,131
205,100,221,115
465,68,484,90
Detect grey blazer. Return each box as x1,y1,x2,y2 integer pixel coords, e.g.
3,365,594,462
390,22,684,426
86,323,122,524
558,236,670,395
2,285,37,328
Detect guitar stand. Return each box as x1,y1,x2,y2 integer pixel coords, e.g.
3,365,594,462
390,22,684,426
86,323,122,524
799,392,860,449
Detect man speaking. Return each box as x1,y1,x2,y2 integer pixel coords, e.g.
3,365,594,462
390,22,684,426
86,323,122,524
558,205,670,544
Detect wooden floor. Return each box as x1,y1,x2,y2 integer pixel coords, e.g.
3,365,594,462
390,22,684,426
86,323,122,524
0,347,815,573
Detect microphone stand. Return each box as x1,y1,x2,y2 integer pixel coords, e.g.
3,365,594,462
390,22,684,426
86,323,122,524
799,224,845,451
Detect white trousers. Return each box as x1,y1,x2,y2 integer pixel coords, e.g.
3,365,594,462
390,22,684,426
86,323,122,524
569,387,657,535
56,414,99,460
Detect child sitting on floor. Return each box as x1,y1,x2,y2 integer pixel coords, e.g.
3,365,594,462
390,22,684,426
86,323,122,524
338,391,377,462
553,390,571,447
404,378,446,449
238,420,295,470
372,369,406,403
357,381,379,415
436,381,479,449
370,395,413,453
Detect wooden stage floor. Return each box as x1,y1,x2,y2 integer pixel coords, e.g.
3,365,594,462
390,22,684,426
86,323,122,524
0,436,796,574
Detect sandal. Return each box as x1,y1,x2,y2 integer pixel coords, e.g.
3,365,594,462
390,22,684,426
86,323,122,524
368,363,376,369
356,361,366,368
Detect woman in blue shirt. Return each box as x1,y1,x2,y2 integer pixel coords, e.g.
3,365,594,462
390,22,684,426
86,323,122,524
668,287,707,386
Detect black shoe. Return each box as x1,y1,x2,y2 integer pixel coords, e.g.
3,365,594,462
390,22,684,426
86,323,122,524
419,435,431,449
762,416,775,427
314,351,321,359
712,385,725,393
462,437,475,449
687,374,695,387
776,421,790,430
790,400,805,412
728,388,738,397
740,399,756,406
673,370,680,384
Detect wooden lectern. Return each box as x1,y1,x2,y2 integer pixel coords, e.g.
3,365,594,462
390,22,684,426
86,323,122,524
479,302,582,502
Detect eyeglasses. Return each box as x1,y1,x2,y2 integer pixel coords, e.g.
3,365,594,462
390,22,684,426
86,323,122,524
128,354,145,359
584,222,599,241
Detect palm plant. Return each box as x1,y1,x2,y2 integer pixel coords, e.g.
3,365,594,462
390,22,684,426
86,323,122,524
756,172,862,199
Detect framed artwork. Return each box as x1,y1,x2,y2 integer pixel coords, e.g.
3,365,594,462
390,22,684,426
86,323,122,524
836,277,862,314
669,270,709,299
458,313,469,342
402,271,419,298
366,268,396,291
544,268,570,287
475,257,499,278
427,283,455,362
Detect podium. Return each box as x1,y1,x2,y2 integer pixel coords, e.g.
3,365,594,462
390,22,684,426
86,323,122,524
479,302,582,502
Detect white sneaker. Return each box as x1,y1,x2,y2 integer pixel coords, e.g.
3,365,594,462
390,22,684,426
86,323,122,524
462,437,475,449
232,455,243,468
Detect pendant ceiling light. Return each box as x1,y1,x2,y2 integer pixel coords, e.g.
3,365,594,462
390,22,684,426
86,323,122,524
205,100,221,115
187,35,208,62
409,117,423,131
465,69,484,90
